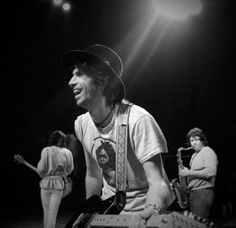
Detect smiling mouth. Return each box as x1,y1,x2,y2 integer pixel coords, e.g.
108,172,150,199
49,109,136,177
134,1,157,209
73,89,82,96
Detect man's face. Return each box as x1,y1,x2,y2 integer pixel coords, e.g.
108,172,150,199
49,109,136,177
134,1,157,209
189,136,204,152
68,67,103,109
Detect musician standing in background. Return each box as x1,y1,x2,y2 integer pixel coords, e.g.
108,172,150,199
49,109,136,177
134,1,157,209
63,44,175,227
37,130,74,228
179,127,218,219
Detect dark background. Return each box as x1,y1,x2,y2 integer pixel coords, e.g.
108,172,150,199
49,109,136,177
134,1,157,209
3,0,235,222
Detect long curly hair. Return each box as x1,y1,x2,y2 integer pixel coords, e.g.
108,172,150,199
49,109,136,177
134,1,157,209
48,130,66,148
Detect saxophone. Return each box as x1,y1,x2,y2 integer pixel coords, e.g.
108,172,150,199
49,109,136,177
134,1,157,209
171,147,192,209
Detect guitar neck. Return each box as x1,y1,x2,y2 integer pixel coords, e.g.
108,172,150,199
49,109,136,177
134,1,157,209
88,212,212,228
23,161,40,177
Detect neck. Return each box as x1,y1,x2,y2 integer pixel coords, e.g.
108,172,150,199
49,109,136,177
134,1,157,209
90,102,115,128
195,145,204,153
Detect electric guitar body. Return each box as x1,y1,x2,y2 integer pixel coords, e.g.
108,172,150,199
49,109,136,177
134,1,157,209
66,191,126,228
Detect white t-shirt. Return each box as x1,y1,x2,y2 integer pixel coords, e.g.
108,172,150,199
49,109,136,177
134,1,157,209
74,101,174,212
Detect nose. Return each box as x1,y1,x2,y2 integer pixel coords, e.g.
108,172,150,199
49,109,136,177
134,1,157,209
192,140,199,147
68,75,77,88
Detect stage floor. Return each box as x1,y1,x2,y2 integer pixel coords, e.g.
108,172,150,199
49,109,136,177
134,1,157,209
1,210,70,228
1,208,235,228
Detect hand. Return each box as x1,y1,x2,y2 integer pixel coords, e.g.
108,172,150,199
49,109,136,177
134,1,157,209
129,213,146,228
177,147,184,152
129,207,160,228
179,167,191,177
14,154,25,164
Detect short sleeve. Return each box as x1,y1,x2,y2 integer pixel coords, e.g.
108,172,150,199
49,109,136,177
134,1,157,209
131,114,168,163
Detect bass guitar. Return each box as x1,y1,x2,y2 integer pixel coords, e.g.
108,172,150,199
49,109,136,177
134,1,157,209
14,154,41,177
14,154,72,198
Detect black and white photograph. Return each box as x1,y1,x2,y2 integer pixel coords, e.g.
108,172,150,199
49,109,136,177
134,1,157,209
3,0,235,227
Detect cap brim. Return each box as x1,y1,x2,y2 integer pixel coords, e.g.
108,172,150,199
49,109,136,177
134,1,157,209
63,50,125,98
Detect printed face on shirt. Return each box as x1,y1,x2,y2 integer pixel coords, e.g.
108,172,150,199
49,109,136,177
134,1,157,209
68,67,103,109
95,139,116,186
189,136,204,152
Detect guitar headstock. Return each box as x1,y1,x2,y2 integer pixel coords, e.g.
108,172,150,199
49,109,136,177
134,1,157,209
14,154,25,164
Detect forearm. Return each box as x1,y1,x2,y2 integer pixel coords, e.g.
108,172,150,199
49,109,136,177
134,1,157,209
189,167,216,179
145,181,170,210
142,154,172,212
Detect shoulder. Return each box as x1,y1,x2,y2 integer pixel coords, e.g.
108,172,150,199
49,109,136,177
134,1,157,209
201,146,217,159
75,112,92,127
61,148,73,161
74,112,94,140
202,146,215,154
40,147,51,160
129,104,158,130
130,104,150,118
119,100,152,122
61,148,72,154
42,147,50,154
124,103,164,139
117,101,155,130
74,112,92,132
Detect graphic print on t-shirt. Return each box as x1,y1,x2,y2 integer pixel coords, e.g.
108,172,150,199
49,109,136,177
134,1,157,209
94,137,116,186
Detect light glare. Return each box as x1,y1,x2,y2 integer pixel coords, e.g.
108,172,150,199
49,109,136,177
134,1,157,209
155,0,202,20
53,0,63,6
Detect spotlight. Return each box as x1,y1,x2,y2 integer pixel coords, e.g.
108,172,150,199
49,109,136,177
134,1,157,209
53,0,63,6
62,2,71,12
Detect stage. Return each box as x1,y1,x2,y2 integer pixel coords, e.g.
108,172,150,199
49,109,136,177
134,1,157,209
1,207,235,228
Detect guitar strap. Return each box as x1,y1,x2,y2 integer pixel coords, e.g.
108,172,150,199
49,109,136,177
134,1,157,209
115,102,132,192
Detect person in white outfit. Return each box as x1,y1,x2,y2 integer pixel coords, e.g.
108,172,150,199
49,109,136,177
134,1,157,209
37,130,74,228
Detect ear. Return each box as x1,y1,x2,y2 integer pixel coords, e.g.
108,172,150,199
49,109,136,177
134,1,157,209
98,76,109,91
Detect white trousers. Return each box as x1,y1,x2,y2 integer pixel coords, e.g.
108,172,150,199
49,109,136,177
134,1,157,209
41,188,63,228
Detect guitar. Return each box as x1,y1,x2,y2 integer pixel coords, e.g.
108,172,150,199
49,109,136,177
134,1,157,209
14,154,73,198
66,190,126,228
86,211,214,228
14,154,41,177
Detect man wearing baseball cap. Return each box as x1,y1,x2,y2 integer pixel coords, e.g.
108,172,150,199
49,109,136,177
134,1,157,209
63,44,175,227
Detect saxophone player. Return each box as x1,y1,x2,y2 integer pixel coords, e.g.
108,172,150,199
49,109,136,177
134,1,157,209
178,127,218,219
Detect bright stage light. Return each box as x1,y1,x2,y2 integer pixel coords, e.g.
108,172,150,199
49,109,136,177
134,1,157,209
62,2,71,12
155,0,202,20
53,0,63,6
119,0,203,83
